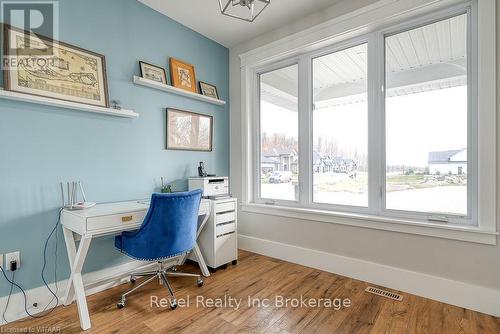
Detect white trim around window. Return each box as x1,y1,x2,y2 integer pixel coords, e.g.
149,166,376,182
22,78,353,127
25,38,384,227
239,0,497,244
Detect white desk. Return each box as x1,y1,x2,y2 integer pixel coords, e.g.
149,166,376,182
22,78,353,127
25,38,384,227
61,199,210,331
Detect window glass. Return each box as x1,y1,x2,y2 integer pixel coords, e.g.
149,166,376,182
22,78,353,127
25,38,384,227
385,14,468,215
312,43,368,207
260,64,299,201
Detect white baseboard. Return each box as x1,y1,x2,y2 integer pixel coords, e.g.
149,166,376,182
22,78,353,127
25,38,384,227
0,260,157,325
239,234,500,317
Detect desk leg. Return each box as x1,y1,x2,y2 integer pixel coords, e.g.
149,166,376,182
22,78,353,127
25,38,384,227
194,212,211,277
63,228,92,331
62,227,76,305
192,243,210,277
62,227,76,264
179,212,211,277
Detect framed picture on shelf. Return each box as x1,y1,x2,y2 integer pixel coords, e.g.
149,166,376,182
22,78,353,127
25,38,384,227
166,108,213,152
198,81,219,100
3,25,109,107
169,58,197,93
139,61,167,84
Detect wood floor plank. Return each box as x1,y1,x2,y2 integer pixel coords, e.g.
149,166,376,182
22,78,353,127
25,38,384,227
334,292,384,334
386,292,413,334
1,250,499,334
270,271,342,333
299,278,367,334
473,310,500,334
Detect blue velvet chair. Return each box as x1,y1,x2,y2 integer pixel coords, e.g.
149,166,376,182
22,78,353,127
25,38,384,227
115,190,204,310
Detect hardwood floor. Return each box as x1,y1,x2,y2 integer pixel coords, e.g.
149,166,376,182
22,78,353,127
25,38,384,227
2,250,499,333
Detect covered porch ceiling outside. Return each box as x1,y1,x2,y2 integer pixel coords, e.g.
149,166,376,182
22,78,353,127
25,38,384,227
261,14,467,110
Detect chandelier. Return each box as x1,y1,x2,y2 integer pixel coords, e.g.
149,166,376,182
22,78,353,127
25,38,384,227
218,0,270,22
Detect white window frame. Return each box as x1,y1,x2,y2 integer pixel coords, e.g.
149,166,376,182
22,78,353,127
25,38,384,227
254,58,300,205
239,0,497,245
378,6,477,225
307,38,371,214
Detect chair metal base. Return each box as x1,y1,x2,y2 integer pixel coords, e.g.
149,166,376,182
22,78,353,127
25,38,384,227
117,262,203,310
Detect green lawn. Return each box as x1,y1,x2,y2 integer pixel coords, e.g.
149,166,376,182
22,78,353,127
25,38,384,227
261,173,299,184
386,174,425,191
313,172,368,193
262,171,466,193
314,172,466,193
386,173,466,192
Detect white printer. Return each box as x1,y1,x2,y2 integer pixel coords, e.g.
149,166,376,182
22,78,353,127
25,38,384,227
188,176,229,198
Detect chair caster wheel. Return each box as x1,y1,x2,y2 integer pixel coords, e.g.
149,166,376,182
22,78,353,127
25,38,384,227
171,266,177,272
232,260,238,265
197,278,204,287
117,301,125,309
170,300,178,310
130,276,136,283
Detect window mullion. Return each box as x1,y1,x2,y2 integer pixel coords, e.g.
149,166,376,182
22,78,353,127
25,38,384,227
367,32,384,214
467,3,478,224
298,56,312,206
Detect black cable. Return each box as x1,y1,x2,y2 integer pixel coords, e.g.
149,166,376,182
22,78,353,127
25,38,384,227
42,211,60,312
1,270,14,323
0,208,63,321
0,265,39,319
38,208,62,314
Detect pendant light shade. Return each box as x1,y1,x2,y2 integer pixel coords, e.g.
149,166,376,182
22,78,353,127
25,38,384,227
218,0,270,22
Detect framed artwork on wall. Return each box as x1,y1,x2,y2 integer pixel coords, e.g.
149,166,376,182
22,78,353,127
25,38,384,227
198,81,219,100
169,58,197,93
3,25,109,107
166,108,213,152
139,61,167,84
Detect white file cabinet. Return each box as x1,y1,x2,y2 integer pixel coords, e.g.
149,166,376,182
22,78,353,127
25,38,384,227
189,197,238,270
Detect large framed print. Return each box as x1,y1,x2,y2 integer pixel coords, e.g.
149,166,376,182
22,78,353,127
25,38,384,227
166,108,213,152
3,25,109,107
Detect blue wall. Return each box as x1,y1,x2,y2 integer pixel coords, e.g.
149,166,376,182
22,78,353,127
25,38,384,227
0,0,229,297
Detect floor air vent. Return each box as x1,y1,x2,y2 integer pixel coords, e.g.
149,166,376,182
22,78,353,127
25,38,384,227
365,286,403,301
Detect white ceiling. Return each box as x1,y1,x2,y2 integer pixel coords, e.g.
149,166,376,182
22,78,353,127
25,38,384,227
138,0,342,48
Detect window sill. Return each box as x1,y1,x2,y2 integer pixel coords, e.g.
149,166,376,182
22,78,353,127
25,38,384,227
240,203,498,245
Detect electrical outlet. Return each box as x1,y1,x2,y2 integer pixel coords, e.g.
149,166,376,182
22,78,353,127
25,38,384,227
5,251,20,271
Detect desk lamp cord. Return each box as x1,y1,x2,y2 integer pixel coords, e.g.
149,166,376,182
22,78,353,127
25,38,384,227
0,208,62,321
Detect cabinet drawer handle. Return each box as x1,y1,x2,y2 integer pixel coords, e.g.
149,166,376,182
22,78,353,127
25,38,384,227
122,215,133,222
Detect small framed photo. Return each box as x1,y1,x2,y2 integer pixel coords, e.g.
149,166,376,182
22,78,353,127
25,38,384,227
169,58,197,93
166,108,213,152
139,61,167,84
198,81,219,100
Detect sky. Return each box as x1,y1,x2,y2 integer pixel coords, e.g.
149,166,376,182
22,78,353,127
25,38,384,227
261,85,467,167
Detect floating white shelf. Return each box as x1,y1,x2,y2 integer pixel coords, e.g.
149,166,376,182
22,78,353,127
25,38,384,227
133,76,226,106
0,88,139,118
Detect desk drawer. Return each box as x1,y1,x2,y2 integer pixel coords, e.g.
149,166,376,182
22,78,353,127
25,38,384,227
87,211,146,232
215,200,235,213
216,222,236,236
216,211,235,225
